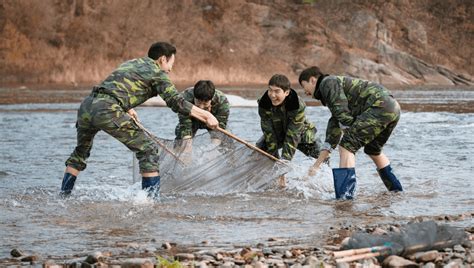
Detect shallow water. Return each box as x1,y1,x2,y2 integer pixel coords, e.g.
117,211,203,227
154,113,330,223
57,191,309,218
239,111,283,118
0,90,473,258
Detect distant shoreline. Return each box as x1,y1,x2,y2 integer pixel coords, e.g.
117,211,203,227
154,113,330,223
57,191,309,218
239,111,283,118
1,84,474,113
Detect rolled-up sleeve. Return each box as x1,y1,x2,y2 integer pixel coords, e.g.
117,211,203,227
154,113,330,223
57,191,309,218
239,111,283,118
152,73,193,115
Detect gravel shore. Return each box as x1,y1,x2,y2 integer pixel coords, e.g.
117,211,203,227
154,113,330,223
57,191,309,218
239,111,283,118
2,215,472,267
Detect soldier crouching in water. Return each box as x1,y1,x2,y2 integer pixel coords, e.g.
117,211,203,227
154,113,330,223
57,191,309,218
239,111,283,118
257,74,322,186
174,80,230,153
60,42,218,198
298,66,403,200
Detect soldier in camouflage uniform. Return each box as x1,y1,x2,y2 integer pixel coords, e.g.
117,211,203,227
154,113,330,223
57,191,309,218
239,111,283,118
60,42,218,198
299,66,403,199
175,80,229,141
257,74,321,161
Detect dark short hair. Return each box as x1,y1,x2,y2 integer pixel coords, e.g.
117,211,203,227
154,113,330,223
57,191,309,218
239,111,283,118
148,42,176,60
298,66,324,85
268,74,291,91
194,80,215,101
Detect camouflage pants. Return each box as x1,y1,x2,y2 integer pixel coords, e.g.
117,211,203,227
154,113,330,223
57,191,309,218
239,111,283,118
340,95,401,155
65,94,160,173
256,127,321,159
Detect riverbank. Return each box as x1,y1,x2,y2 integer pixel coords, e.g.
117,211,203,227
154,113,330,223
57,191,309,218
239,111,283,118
1,84,474,113
2,214,472,267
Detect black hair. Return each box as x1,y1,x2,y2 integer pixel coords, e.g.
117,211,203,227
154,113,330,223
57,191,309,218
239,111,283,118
268,74,291,91
148,42,177,60
194,80,215,101
298,66,324,85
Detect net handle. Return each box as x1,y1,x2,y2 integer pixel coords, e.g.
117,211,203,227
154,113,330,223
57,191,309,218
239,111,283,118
216,126,284,163
132,117,185,165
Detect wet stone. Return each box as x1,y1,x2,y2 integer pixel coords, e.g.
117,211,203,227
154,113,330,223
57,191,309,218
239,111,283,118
323,245,340,251
453,245,466,253
196,261,208,268
415,250,439,262
234,259,246,265
296,254,306,262
443,253,454,262
373,227,388,235
290,263,302,268
336,262,350,268
10,248,24,258
390,225,401,233
304,256,320,266
253,261,267,268
290,249,302,256
162,242,172,250
452,252,465,259
262,248,273,256
200,255,216,261
175,253,195,261
144,247,156,253
222,261,234,267
20,255,39,262
121,258,154,268
422,262,435,268
444,259,463,268
84,251,103,264
43,260,61,268
382,255,418,268
466,254,472,263
283,258,296,266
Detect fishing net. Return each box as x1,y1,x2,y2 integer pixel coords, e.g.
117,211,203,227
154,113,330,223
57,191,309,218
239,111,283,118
133,130,289,195
342,221,469,258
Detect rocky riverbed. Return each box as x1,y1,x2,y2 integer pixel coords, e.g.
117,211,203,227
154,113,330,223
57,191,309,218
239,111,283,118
2,215,472,267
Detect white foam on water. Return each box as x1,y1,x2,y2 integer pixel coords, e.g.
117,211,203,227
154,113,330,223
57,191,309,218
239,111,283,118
283,159,334,199
73,181,155,205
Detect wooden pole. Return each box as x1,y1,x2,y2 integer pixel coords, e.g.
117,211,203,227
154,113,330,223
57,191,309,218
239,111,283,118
190,111,283,163
335,252,381,263
132,118,184,165
332,246,388,258
215,126,284,163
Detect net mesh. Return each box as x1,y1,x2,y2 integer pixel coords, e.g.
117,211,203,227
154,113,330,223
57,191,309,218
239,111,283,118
133,131,289,195
343,221,469,257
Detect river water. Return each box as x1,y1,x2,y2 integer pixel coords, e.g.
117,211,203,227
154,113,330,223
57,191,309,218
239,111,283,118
0,88,473,258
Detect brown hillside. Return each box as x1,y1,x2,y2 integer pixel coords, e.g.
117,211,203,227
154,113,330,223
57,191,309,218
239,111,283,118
0,0,472,86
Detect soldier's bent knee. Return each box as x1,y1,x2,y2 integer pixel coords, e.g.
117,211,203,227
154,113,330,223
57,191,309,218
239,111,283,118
364,146,382,156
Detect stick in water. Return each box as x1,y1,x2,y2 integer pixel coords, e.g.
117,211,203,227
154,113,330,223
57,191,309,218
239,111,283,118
131,117,184,165
215,127,285,163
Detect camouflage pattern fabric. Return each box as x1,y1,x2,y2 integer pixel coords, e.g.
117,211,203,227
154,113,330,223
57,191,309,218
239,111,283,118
97,56,193,113
65,57,193,173
257,89,321,160
317,76,401,155
175,88,230,139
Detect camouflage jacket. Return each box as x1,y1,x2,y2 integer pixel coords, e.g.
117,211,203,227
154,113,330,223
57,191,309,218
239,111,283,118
258,89,316,160
175,87,230,139
315,75,394,149
95,56,193,114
